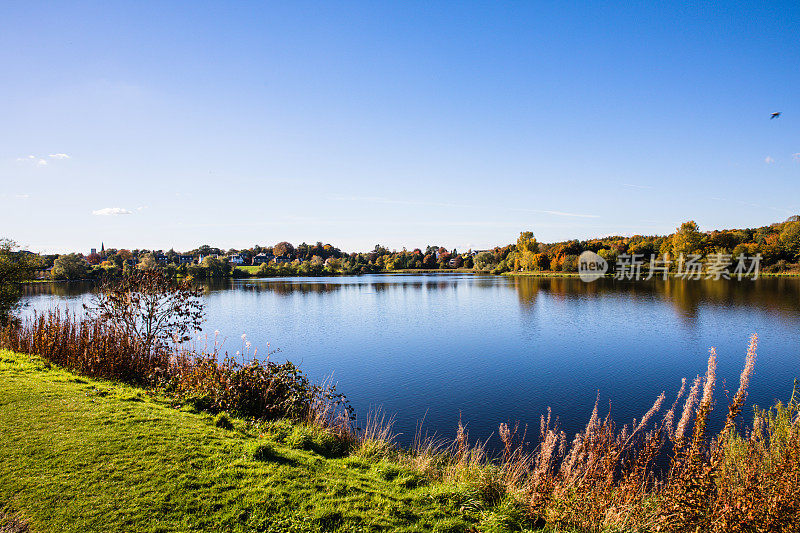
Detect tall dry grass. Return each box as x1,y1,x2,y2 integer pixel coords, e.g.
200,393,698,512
1,310,163,382
1,310,351,424
483,333,796,532
348,333,798,531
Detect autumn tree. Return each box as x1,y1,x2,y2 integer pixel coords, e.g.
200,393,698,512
273,241,294,257
138,253,157,270
86,252,103,265
779,221,800,260
325,257,342,272
51,254,89,280
515,231,539,271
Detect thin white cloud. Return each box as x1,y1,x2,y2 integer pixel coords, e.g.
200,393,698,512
16,155,47,166
136,206,148,211
14,194,30,199
711,196,792,214
622,183,653,190
92,207,133,216
765,156,775,164
48,153,70,159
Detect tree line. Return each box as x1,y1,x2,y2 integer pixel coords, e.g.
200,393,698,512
1,216,799,289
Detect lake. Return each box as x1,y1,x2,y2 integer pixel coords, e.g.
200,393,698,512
20,274,800,450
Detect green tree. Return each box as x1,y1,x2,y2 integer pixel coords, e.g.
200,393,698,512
0,239,37,325
474,252,495,271
597,248,618,264
51,254,88,280
671,220,703,257
561,254,579,272
201,256,231,278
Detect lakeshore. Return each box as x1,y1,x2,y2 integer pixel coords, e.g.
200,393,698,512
0,350,504,533
2,324,797,532
19,274,800,452
4,2,800,531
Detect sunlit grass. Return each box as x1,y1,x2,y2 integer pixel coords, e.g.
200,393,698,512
0,350,528,532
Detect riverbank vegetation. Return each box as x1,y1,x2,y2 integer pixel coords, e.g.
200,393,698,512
0,239,37,326
0,350,499,532
5,216,800,284
2,283,799,531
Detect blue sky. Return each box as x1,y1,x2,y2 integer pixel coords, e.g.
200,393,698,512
1,1,798,254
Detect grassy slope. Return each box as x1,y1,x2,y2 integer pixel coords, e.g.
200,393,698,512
0,350,512,533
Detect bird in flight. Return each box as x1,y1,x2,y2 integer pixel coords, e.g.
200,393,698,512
771,112,781,119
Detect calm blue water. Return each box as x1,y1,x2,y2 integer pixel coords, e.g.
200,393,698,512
20,275,800,449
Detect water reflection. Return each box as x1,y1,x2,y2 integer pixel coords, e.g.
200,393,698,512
17,274,800,450
204,276,467,296
22,281,96,298
510,277,800,322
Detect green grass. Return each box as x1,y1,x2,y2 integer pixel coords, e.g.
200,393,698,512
0,350,544,533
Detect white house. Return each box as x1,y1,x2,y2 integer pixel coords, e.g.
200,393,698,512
227,254,245,265
197,253,219,263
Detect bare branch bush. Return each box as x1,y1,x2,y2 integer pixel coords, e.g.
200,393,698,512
85,270,204,356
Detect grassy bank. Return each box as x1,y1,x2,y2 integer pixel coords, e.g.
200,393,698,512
0,350,536,533
3,310,799,532
235,265,262,275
